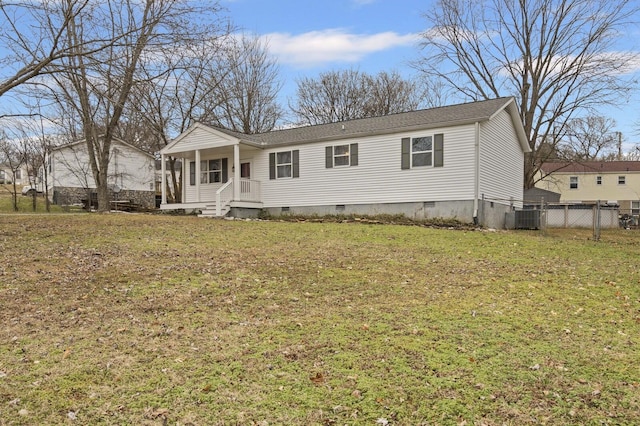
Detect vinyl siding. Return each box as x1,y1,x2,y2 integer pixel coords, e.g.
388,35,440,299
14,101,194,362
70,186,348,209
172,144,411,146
536,172,640,205
478,109,525,207
164,127,236,154
256,124,478,208
51,141,155,191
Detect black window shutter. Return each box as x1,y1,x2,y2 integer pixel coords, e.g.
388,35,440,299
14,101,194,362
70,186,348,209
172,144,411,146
189,161,195,185
401,138,411,169
325,146,333,168
350,143,358,166
269,153,276,180
434,134,444,167
221,158,228,182
292,150,300,178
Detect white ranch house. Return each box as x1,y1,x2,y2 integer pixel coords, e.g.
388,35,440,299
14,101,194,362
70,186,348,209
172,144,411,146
48,137,156,209
160,97,530,228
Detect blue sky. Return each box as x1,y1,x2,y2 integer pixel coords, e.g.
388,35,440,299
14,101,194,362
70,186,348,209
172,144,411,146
223,0,427,106
223,0,640,151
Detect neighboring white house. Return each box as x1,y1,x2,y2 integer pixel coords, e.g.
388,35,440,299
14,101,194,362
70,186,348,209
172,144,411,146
48,137,156,208
0,163,29,185
160,97,530,228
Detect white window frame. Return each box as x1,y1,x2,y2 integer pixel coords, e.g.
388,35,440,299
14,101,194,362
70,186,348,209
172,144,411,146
596,176,602,185
412,136,433,167
569,176,578,189
200,159,222,184
276,151,292,179
618,175,626,185
632,201,640,216
332,144,350,167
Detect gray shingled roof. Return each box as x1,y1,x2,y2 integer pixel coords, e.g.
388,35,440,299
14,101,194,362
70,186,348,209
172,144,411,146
208,97,516,147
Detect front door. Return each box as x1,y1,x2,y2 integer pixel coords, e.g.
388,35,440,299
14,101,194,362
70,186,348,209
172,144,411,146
240,162,251,194
240,162,251,179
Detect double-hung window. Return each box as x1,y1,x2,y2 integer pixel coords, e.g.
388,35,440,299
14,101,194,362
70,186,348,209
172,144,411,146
401,134,444,169
596,176,602,185
618,176,626,185
569,176,578,189
632,201,640,216
189,158,228,185
412,137,432,167
277,151,292,178
269,150,299,179
201,159,222,184
326,143,358,168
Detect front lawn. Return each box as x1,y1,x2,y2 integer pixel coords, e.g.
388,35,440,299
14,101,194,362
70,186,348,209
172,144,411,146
0,214,638,425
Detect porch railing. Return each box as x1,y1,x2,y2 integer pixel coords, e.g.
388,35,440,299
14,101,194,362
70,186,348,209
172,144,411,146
216,179,234,216
239,178,261,202
216,178,262,216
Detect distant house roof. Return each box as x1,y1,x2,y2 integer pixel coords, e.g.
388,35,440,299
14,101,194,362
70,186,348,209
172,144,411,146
541,161,640,174
197,97,530,152
524,187,561,204
52,136,155,158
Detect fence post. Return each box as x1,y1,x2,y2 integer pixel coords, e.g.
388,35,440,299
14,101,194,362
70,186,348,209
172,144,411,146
540,197,546,232
593,200,601,241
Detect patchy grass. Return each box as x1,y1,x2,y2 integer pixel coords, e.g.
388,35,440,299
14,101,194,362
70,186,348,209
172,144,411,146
0,214,639,425
0,186,66,214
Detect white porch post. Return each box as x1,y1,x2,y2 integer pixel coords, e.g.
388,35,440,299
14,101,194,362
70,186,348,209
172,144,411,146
161,153,167,204
195,149,201,202
233,143,240,201
181,157,186,203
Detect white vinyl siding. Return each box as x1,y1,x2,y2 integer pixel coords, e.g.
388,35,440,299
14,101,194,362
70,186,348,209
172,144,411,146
257,124,477,208
164,126,240,155
50,141,154,192
478,109,525,208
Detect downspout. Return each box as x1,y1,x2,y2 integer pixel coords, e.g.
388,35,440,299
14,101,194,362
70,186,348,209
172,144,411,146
473,121,480,225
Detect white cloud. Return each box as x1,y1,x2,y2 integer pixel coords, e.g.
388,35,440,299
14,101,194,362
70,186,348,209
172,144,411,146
263,29,419,68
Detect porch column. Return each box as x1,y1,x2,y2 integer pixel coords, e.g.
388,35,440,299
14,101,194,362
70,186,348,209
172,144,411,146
195,149,201,202
161,153,167,204
181,157,186,203
233,143,240,201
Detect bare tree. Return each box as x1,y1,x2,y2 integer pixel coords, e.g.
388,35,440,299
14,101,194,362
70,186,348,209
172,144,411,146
208,35,283,134
417,0,639,188
364,71,425,117
5,117,55,212
126,28,232,203
43,0,221,212
0,1,90,106
0,133,23,211
291,69,425,126
560,116,620,161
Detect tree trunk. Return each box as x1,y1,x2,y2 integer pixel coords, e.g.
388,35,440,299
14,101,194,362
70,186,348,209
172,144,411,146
96,179,110,212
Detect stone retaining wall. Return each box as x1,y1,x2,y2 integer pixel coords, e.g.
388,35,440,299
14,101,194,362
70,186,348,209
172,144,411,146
52,186,155,210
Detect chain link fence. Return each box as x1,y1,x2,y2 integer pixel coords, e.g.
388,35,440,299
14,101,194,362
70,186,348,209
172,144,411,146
503,195,638,240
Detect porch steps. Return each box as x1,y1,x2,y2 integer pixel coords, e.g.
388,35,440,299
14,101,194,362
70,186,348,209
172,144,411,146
198,203,229,218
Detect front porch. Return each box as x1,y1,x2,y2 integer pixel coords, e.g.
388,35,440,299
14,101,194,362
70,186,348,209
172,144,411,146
159,177,263,217
159,124,264,217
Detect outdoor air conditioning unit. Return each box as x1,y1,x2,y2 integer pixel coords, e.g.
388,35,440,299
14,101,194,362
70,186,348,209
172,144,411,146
514,209,541,230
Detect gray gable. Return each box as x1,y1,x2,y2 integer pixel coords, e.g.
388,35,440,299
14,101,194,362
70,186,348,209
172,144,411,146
202,97,517,147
